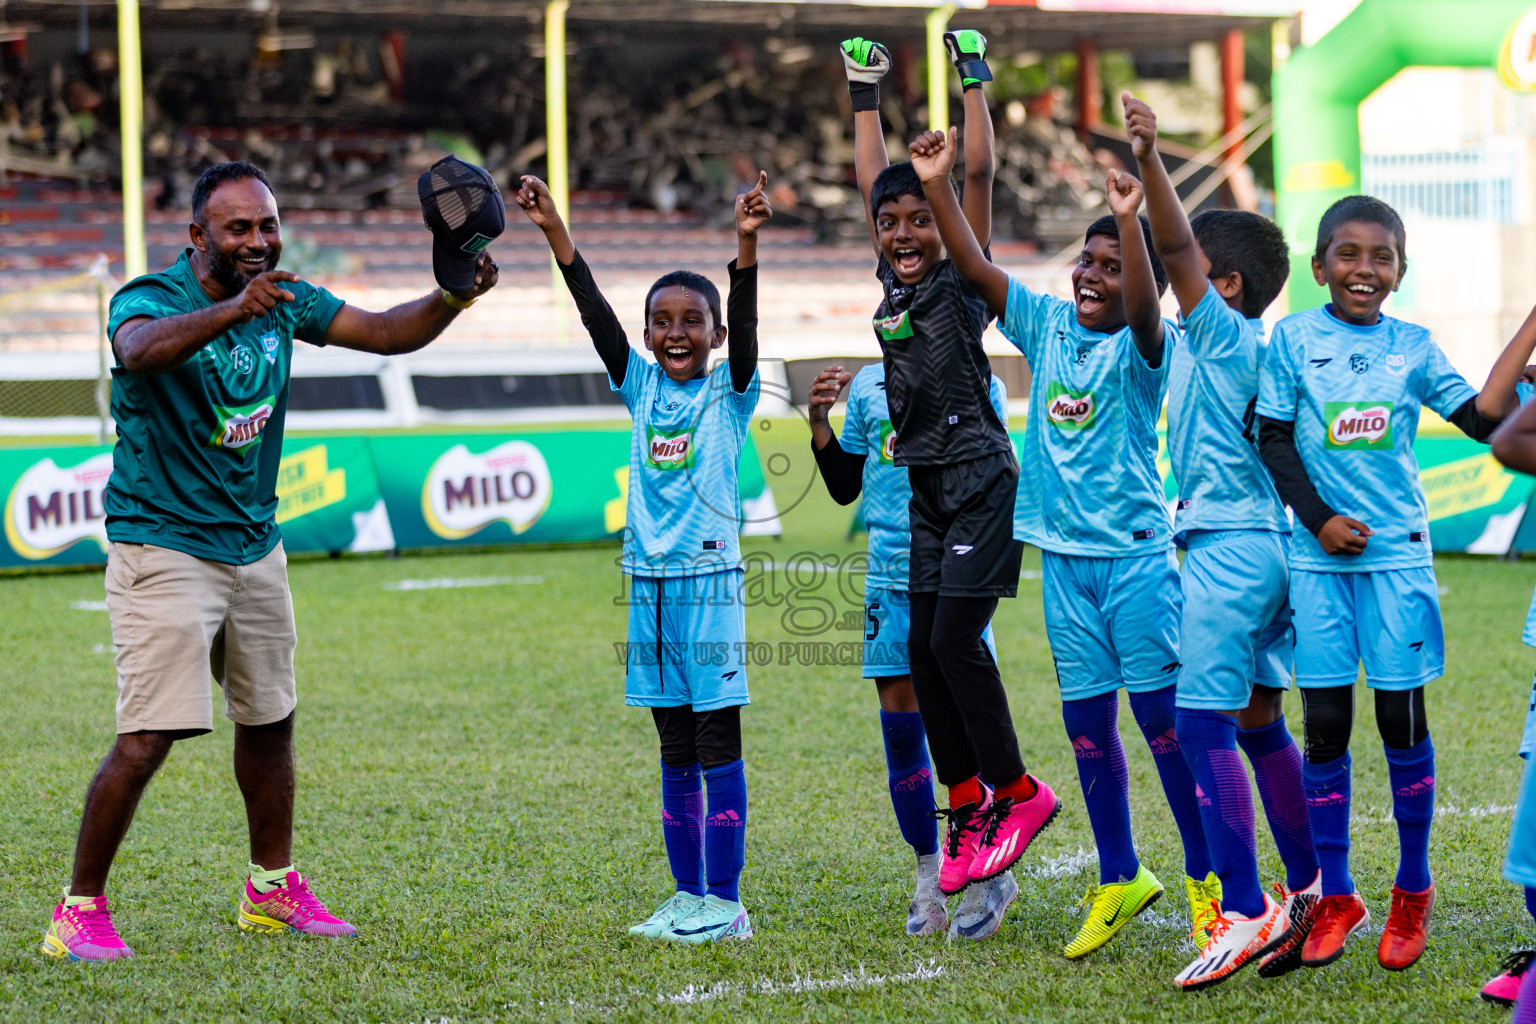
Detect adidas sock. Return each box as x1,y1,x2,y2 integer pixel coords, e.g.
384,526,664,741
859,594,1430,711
1516,964,1536,1024
1302,752,1355,896
948,775,983,810
1129,686,1213,880
660,759,705,897
1062,692,1139,884
1236,715,1319,891
703,759,747,903
1178,709,1264,918
1526,885,1536,935
879,711,940,857
1384,735,1435,893
248,862,293,894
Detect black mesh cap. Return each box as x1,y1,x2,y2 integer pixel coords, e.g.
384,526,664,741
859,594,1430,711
418,155,506,294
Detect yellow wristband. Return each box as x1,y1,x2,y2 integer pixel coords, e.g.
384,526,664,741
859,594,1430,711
440,289,476,311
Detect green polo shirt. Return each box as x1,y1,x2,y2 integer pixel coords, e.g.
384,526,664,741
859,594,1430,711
104,250,344,564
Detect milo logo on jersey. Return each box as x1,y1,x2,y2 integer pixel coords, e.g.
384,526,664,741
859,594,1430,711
209,397,276,455
873,310,913,341
1045,383,1096,430
1325,401,1393,450
878,421,897,465
646,428,696,470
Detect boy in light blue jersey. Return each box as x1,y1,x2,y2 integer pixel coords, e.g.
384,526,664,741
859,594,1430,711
516,172,773,944
1256,194,1536,971
1126,94,1319,989
1488,393,1536,1017
911,127,1217,959
808,362,1009,940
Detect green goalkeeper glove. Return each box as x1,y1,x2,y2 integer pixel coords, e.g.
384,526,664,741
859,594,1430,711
944,29,992,90
840,37,892,113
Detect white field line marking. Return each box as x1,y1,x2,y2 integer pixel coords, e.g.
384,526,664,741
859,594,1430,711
656,961,945,1007
1352,802,1515,823
1029,846,1099,879
91,643,116,655
71,600,108,611
382,576,544,591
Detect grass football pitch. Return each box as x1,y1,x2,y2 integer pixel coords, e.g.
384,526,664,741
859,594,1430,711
2,419,1535,1023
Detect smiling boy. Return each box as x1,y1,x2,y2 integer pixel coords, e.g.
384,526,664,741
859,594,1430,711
839,35,1059,903
910,128,1219,959
1256,194,1536,970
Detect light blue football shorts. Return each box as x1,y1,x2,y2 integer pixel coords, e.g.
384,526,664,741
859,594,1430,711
1505,754,1536,889
1176,529,1294,711
863,586,996,679
1290,566,1444,690
1041,548,1182,702
624,569,749,711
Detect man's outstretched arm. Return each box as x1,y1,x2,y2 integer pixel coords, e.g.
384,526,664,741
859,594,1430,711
322,251,497,355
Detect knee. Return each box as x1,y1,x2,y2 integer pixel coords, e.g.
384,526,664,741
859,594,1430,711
1236,686,1285,731
111,732,175,778
1375,687,1429,750
1301,685,1354,763
695,707,742,769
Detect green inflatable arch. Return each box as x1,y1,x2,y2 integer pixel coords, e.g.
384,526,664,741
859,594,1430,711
1274,0,1536,308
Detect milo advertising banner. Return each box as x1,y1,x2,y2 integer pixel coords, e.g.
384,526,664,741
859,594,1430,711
369,429,778,550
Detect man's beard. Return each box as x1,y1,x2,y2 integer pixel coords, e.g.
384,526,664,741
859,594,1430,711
207,245,278,294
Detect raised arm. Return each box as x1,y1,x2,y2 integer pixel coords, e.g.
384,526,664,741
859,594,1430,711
1474,305,1536,421
1124,93,1206,318
945,31,995,249
322,253,497,355
728,171,772,394
1492,392,1536,475
1104,169,1165,365
909,129,1009,317
841,38,893,252
514,174,630,387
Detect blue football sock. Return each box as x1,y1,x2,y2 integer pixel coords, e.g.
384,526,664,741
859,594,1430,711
1384,735,1435,893
1062,693,1139,884
660,760,704,897
1237,715,1320,891
880,710,939,857
1302,752,1355,896
1178,709,1263,918
1525,886,1536,935
1129,686,1213,880
703,759,747,903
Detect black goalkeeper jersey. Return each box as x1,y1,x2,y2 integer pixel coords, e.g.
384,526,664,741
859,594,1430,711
873,253,1013,467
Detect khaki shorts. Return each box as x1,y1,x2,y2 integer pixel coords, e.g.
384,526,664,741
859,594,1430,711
104,541,297,734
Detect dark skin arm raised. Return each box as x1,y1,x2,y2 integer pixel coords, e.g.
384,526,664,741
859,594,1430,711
1104,168,1165,366
909,128,1009,317
1123,92,1209,319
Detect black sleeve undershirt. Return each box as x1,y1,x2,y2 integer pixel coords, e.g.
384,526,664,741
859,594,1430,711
556,248,630,389
812,433,866,506
1446,396,1502,443
726,259,758,395
1257,415,1337,537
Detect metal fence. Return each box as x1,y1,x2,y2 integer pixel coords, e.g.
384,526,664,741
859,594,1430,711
1362,142,1526,224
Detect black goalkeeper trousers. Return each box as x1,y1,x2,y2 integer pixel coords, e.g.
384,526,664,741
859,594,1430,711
907,590,1026,789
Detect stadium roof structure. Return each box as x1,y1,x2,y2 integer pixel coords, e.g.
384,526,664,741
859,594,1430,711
7,0,1298,51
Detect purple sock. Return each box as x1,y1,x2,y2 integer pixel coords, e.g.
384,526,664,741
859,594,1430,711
1129,686,1213,880
1526,886,1536,935
1178,709,1264,918
660,760,704,896
1303,752,1355,897
1384,736,1435,893
1237,715,1319,891
1062,693,1139,884
1516,964,1536,1024
880,710,939,856
703,759,747,902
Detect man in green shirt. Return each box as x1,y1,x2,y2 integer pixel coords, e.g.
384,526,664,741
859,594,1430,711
42,161,499,962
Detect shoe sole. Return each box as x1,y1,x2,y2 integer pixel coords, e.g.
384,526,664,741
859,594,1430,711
1378,947,1427,972
1480,991,1517,1008
1301,910,1369,969
969,798,1063,885
238,908,293,935
952,884,1018,942
1064,886,1163,961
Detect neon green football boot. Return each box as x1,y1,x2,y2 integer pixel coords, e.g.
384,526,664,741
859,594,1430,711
1185,871,1224,953
1063,864,1165,959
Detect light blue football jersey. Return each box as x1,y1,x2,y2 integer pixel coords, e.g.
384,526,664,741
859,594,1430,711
613,347,760,577
1000,276,1176,556
1256,305,1478,573
839,363,1007,590
1167,284,1290,545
